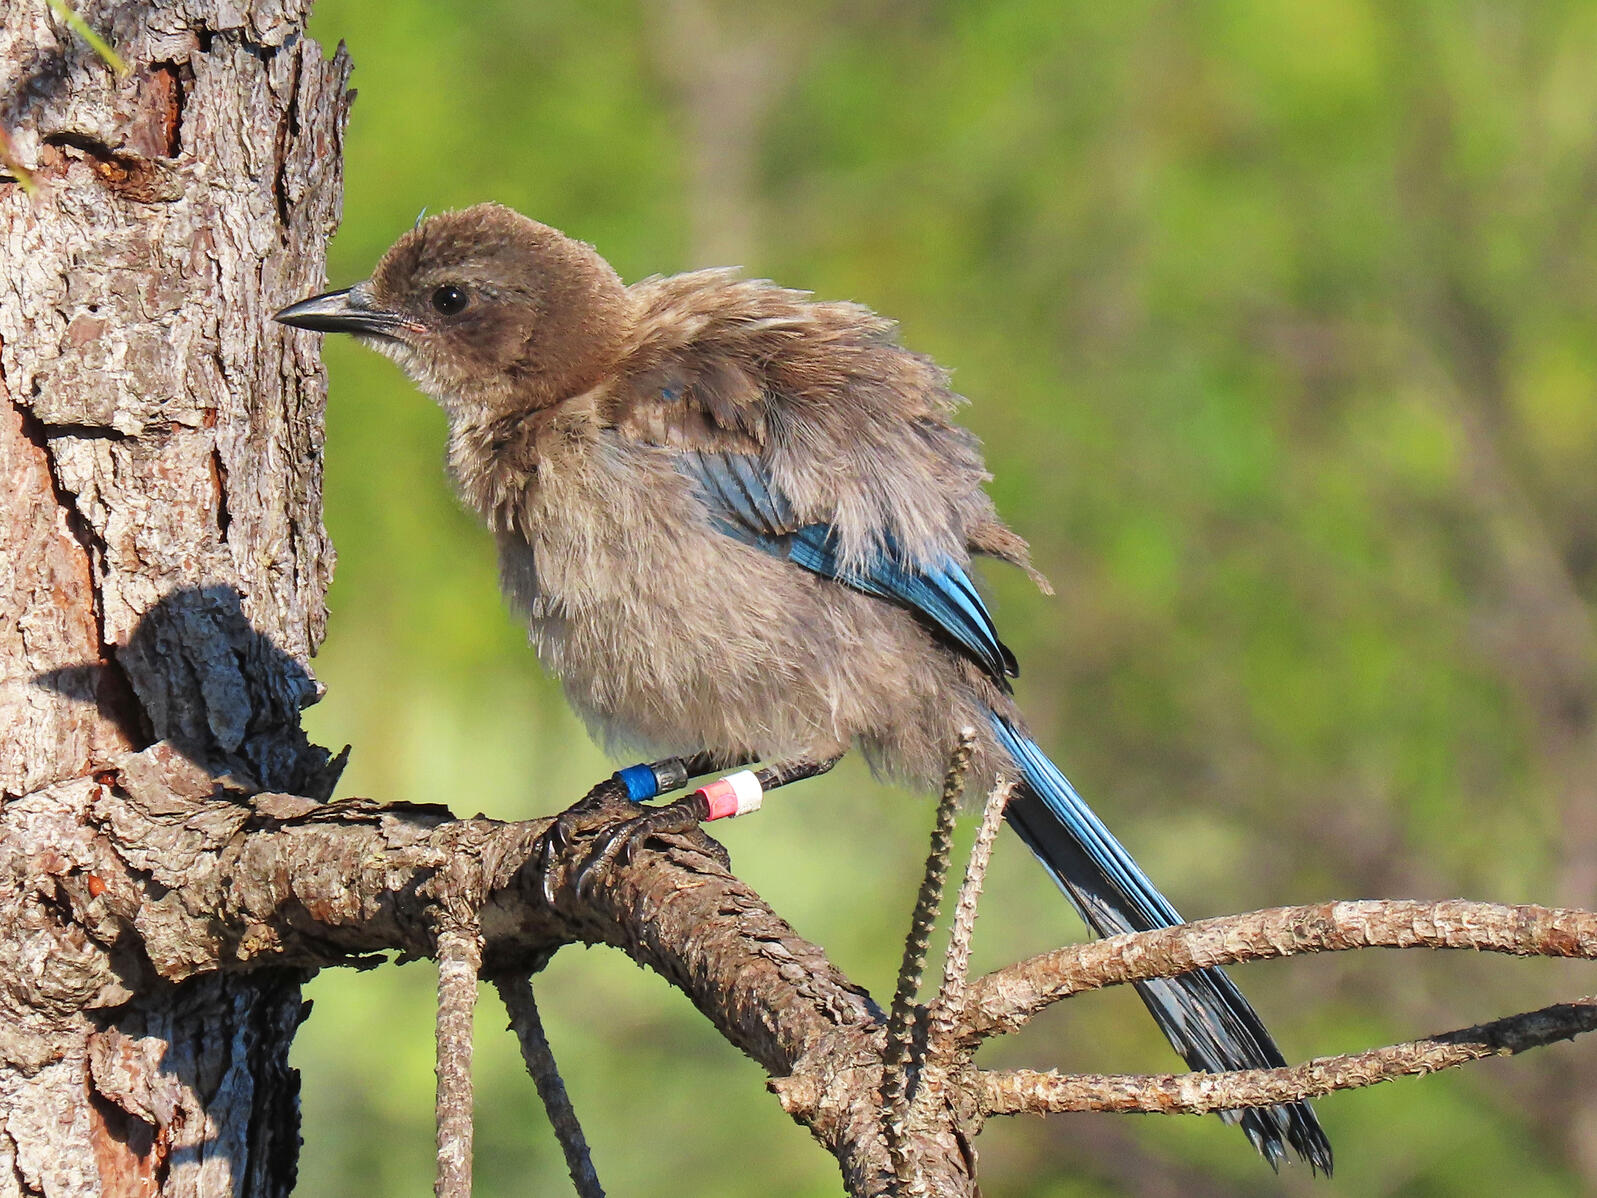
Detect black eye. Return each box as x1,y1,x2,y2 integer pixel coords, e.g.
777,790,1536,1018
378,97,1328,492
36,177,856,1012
431,284,468,316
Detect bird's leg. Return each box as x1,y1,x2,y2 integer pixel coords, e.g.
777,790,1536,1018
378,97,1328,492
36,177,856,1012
610,750,733,803
573,753,845,895
750,756,842,791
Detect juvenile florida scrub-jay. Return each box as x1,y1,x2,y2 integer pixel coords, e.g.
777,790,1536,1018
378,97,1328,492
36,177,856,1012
276,204,1330,1172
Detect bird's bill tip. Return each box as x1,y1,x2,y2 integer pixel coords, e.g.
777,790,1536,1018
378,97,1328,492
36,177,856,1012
273,287,354,331
274,286,406,338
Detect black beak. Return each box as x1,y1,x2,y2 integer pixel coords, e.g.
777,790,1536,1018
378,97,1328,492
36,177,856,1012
273,286,409,339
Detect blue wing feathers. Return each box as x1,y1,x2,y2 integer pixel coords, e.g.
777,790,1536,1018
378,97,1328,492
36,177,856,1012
786,525,1015,683
691,450,794,539
682,451,1017,685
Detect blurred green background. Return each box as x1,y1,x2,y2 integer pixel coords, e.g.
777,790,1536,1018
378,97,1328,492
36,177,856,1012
292,1,1597,1194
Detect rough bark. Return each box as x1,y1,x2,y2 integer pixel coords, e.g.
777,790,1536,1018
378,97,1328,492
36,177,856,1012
0,1,347,1193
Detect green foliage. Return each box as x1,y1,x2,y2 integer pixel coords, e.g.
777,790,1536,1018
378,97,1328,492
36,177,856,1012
296,1,1597,1192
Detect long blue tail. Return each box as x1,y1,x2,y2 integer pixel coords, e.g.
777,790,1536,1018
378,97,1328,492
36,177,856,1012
991,713,1332,1173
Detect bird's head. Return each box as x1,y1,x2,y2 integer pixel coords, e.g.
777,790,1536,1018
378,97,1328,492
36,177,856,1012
275,203,632,418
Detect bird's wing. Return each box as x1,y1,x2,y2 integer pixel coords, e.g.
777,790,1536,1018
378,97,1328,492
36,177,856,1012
682,449,1017,685
606,276,1018,685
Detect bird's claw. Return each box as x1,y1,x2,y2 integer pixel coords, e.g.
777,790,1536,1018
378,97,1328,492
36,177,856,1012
536,784,632,905
571,793,711,898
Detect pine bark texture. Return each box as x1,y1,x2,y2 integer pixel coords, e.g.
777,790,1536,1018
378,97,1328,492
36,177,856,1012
0,1,348,1193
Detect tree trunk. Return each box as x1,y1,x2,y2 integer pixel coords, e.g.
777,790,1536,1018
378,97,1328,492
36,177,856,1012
0,2,347,1193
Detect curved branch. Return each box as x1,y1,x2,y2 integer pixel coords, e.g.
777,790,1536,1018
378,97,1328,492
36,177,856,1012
982,996,1597,1116
964,899,1597,1043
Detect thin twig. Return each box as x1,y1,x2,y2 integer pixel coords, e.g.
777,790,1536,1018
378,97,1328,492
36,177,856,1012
435,919,482,1198
927,778,1013,1045
882,728,975,1174
982,996,1597,1116
497,974,606,1198
885,730,975,1052
963,898,1597,1045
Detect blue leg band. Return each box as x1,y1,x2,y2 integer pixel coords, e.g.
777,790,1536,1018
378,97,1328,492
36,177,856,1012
615,764,660,802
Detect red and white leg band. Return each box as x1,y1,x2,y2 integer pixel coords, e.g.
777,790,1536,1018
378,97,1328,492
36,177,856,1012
696,770,765,821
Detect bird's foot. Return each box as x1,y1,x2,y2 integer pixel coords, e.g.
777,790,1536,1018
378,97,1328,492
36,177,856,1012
572,788,721,897
536,751,728,901
535,782,635,904
575,766,778,895
543,754,842,901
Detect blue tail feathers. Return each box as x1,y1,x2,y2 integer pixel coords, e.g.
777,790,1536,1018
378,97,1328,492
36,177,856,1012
990,713,1332,1174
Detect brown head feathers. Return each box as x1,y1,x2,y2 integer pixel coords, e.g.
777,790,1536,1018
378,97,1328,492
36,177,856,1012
355,203,633,416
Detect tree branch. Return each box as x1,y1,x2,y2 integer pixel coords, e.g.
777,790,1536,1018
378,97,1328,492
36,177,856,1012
429,830,488,1198
496,974,606,1198
927,778,1012,1045
882,728,973,1178
982,996,1597,1116
433,919,480,1198
963,898,1597,1044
